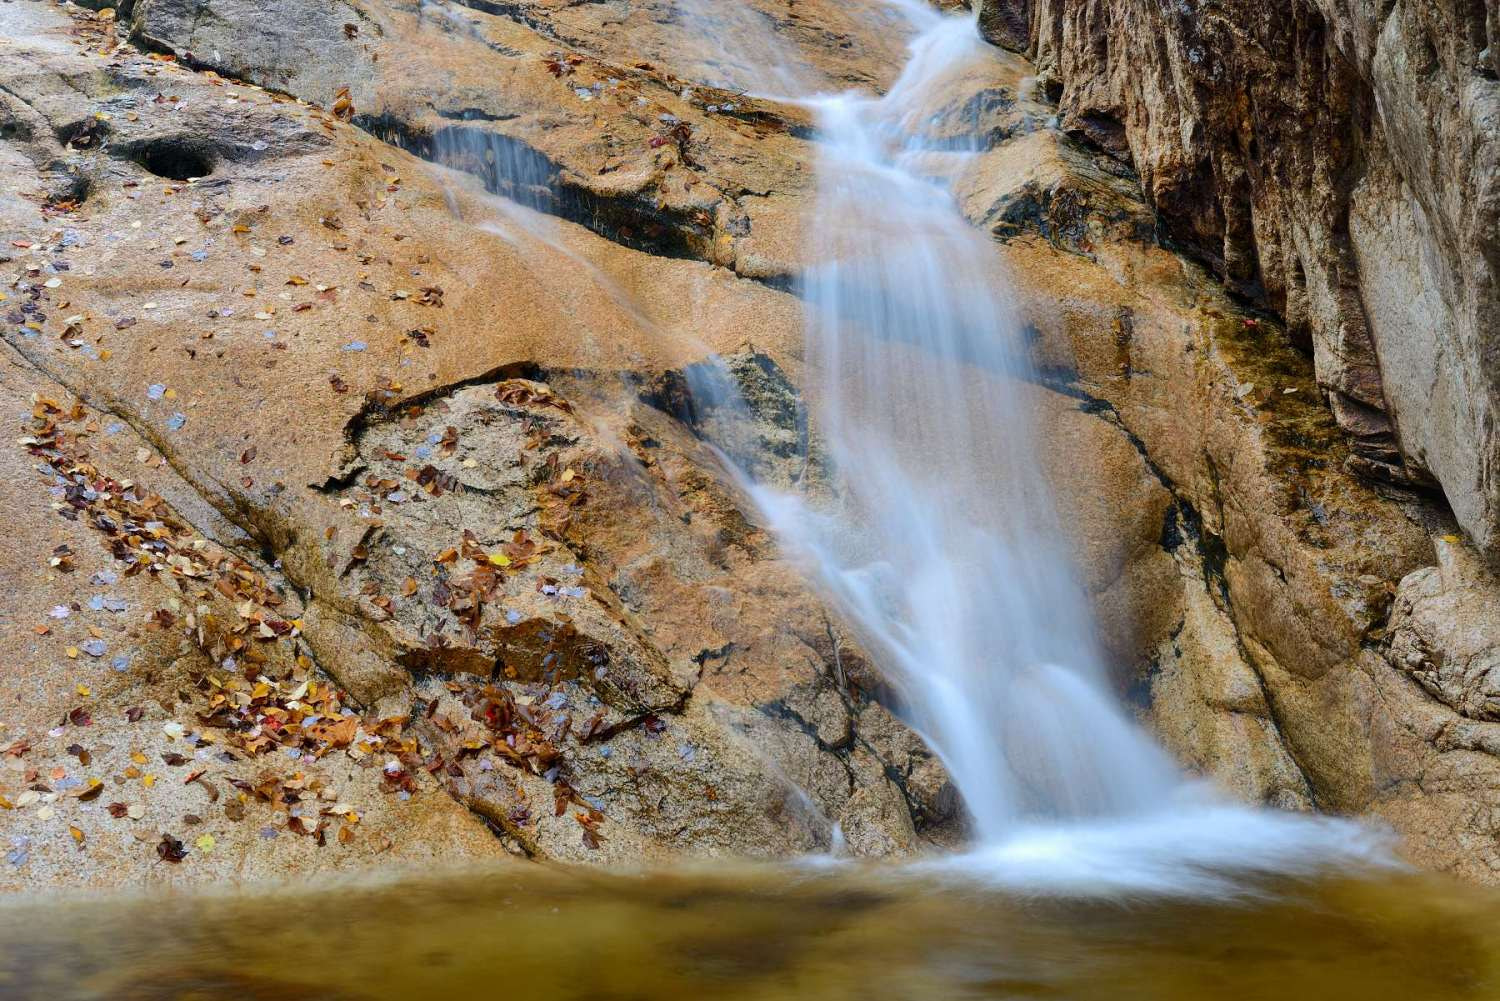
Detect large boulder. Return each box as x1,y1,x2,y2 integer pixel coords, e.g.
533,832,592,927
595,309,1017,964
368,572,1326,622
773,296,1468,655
0,0,945,884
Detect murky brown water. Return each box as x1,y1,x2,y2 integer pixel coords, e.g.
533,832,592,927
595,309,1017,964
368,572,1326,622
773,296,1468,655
0,860,1494,1000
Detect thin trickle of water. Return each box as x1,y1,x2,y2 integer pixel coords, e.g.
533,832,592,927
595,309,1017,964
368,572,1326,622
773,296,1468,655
662,0,820,95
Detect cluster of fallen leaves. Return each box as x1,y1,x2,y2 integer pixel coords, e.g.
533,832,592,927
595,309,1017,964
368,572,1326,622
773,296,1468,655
65,4,124,59
191,672,413,764
536,451,589,537
224,770,365,845
25,397,229,587
494,379,574,415
428,528,548,638
542,52,585,78
16,395,430,859
439,679,606,848
330,385,588,642
0,739,106,816
23,396,300,678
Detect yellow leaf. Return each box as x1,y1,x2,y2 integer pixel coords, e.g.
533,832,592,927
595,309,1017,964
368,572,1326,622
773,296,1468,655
143,773,157,788
487,553,511,567
195,833,216,853
75,684,91,697
68,825,84,844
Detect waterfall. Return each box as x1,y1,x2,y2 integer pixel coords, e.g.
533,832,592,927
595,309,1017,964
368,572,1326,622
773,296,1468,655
729,1,1396,887
407,0,1396,888
752,7,1182,836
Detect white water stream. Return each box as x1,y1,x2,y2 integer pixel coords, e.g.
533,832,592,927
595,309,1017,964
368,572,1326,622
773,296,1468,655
418,0,1398,893
754,8,1181,834
720,0,1395,890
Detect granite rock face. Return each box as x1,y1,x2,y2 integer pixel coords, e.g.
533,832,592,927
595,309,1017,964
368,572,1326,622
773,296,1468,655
2,0,1500,886
980,0,1500,562
0,0,943,886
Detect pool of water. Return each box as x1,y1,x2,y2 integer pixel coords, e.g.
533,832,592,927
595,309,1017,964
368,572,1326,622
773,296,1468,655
0,859,1495,1000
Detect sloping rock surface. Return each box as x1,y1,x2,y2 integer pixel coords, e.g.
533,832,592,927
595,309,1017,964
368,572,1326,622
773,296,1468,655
0,0,943,885
1,0,1499,887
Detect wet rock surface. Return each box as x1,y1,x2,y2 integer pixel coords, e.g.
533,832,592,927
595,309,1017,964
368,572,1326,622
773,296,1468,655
0,0,1496,886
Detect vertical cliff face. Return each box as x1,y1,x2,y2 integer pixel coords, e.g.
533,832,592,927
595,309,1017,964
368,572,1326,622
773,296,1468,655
981,0,1500,560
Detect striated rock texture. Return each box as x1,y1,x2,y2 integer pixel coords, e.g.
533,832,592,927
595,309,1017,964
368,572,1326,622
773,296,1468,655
979,0,1500,563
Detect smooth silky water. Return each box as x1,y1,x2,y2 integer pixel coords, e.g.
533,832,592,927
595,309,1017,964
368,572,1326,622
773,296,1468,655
741,0,1396,888
5,3,1497,995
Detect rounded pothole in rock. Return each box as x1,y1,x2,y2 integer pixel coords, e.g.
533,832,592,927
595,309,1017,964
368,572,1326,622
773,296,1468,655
135,139,215,181
45,174,93,212
1,119,33,143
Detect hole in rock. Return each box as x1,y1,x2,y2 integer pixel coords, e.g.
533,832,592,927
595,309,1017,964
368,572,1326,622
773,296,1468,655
137,140,215,180
46,174,92,211
57,117,109,150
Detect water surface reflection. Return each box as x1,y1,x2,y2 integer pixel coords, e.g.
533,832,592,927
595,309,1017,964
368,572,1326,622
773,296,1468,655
0,860,1494,999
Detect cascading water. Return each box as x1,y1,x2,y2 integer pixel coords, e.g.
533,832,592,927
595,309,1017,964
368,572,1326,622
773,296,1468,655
411,0,1396,891
735,0,1395,889
755,6,1182,836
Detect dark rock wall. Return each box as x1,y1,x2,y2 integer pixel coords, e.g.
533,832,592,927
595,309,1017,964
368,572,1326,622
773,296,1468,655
982,0,1500,560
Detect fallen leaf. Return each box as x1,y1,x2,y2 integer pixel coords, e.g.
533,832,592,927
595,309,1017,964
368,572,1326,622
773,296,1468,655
156,833,187,863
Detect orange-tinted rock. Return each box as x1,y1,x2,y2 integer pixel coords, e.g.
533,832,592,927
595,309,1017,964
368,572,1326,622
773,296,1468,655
3,0,1499,886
